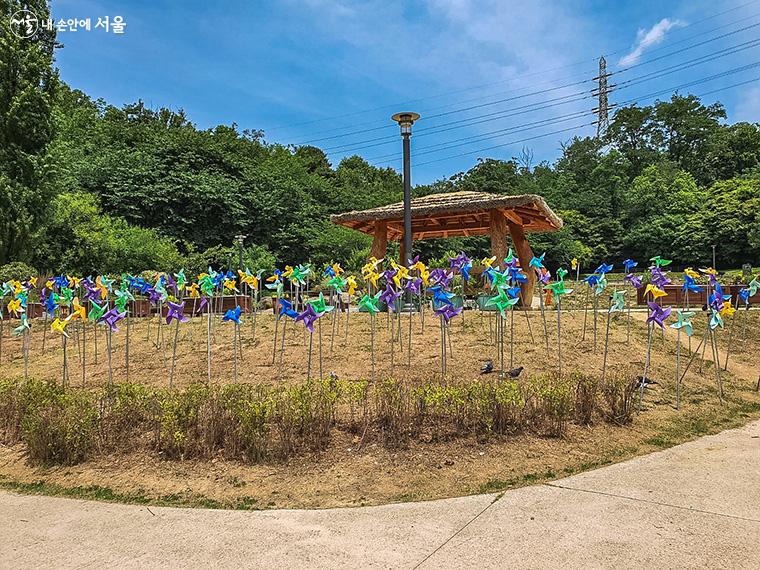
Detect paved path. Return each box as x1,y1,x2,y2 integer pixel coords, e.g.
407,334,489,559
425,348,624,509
2,421,760,569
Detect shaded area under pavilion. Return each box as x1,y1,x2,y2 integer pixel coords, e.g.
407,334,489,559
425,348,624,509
330,191,564,304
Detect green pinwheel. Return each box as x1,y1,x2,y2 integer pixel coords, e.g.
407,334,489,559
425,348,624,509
609,290,626,313
358,291,382,315
115,288,135,313
594,275,607,296
547,279,573,297
12,314,30,337
649,256,672,268
326,275,347,294
60,287,74,308
486,288,518,316
670,310,695,337
88,301,107,322
289,265,309,287
489,268,510,291
749,277,760,296
309,292,334,314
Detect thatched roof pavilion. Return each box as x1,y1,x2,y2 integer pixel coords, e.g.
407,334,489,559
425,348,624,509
331,191,564,304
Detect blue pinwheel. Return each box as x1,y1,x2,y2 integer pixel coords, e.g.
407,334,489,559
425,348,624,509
223,305,242,325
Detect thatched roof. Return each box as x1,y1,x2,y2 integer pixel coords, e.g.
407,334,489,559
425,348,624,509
331,191,563,240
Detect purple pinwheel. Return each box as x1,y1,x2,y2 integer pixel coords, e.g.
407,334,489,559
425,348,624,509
295,304,319,333
379,284,402,312
99,308,127,332
404,277,422,295
646,302,671,329
381,269,398,285
650,267,672,289
428,268,454,288
165,273,178,296
81,280,100,302
166,301,188,324
194,296,209,315
146,287,162,304
538,268,552,285
708,282,730,311
278,298,299,319
624,274,643,289
434,303,462,324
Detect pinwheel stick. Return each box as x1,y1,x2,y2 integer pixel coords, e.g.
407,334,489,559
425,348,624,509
106,326,113,390
638,322,653,411
510,306,515,369
556,297,563,376
81,321,86,387
601,303,612,383
23,328,30,381
272,295,280,365
62,335,69,389
233,322,239,383
206,301,212,384
306,330,313,381
593,294,599,353
125,312,130,383
581,288,590,342
723,312,737,371
676,327,682,409
439,314,446,379
537,282,550,358
709,329,723,403
370,314,375,383
318,317,324,381
169,318,180,389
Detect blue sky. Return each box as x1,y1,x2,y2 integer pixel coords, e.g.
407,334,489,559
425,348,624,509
52,0,760,184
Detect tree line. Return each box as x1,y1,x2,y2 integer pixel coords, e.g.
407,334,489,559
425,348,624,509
1,0,758,277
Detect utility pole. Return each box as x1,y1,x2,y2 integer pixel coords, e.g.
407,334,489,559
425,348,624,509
593,56,613,138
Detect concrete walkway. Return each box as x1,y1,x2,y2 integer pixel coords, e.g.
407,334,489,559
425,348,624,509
2,421,759,569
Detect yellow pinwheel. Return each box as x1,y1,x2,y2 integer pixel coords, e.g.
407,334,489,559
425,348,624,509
67,276,81,288
684,267,700,280
70,298,87,321
332,262,344,276
7,298,24,316
346,275,358,295
29,276,38,287
720,300,736,318
480,256,497,268
393,266,410,288
223,278,238,293
186,282,200,298
282,265,294,279
13,280,24,295
366,270,381,288
51,316,72,337
644,283,667,300
699,267,717,276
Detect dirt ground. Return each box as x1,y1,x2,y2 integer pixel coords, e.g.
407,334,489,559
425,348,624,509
0,306,758,509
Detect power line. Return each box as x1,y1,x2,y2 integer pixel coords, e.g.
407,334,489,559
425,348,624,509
263,0,760,135
322,37,760,156
398,72,760,168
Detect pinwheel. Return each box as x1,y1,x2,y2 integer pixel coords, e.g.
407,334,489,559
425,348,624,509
644,283,667,300
623,259,638,273
7,297,23,317
639,302,671,409
51,316,72,386
601,290,627,383
670,309,695,408
682,275,703,311
547,270,573,375
571,257,579,281
434,303,462,378
223,306,243,382
649,256,672,268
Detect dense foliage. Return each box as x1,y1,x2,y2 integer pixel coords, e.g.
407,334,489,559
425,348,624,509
1,0,759,274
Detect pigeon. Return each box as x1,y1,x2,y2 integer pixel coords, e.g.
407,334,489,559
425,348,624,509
480,360,494,374
506,366,524,379
635,375,658,388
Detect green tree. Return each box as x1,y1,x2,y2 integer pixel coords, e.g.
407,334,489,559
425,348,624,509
0,0,58,264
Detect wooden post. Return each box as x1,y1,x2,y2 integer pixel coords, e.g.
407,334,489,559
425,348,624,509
489,209,507,262
507,221,536,307
369,220,388,260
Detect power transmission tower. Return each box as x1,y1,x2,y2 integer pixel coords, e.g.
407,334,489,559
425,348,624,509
593,56,613,137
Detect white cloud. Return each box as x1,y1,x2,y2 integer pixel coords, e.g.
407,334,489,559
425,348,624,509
618,18,685,67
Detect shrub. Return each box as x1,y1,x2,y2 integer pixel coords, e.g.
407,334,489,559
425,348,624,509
0,261,37,283
601,375,638,425
574,373,598,425
21,385,98,465
528,374,574,437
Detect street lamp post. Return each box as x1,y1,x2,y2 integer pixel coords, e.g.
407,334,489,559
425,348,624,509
391,112,420,264
235,234,247,271
712,244,716,270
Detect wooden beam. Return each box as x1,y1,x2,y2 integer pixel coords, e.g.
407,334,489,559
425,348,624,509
369,220,388,260
489,209,508,262
507,221,536,307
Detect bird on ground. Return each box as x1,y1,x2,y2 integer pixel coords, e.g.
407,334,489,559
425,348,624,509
635,376,658,388
506,366,524,379
480,360,494,374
